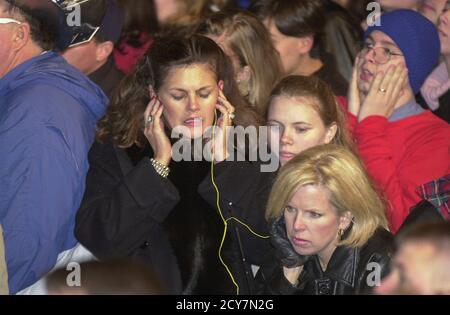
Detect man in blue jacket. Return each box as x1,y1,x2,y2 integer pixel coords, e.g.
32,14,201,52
0,0,108,293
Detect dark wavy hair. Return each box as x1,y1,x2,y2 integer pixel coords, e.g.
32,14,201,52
97,34,260,147
251,0,326,60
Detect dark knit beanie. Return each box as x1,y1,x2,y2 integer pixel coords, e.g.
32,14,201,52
365,9,440,94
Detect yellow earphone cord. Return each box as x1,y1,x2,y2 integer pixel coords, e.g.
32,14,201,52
210,110,269,295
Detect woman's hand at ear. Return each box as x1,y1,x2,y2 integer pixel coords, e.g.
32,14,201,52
211,89,235,163
144,92,172,166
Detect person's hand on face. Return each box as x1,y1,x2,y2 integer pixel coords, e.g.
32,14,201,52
144,87,172,166
211,83,235,163
348,55,364,117
358,64,408,122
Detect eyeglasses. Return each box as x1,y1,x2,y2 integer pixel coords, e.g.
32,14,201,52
0,18,21,25
358,42,404,65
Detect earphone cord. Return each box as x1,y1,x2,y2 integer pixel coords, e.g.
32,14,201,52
210,110,269,296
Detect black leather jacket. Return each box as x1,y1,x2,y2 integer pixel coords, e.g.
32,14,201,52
255,228,394,295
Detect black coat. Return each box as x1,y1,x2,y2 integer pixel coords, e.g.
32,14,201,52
416,91,450,124
323,0,362,82
198,158,276,293
255,228,394,295
75,140,273,294
436,90,450,123
313,53,349,97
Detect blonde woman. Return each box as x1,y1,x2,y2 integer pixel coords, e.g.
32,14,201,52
256,144,393,295
198,10,283,115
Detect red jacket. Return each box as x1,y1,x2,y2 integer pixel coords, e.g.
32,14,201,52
348,111,450,233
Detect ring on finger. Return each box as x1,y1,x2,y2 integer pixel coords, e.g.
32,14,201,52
378,87,387,94
146,115,154,126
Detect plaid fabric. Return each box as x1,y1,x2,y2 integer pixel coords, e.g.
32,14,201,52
417,175,450,220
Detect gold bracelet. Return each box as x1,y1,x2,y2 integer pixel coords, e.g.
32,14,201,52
150,158,170,178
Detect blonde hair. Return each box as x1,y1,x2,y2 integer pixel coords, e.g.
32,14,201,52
266,144,388,248
198,10,283,116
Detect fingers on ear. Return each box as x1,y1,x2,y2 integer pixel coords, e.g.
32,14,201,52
149,86,156,98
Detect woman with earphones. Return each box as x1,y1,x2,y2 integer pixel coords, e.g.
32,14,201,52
74,35,260,295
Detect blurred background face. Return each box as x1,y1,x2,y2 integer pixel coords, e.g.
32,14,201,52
357,31,407,96
154,0,185,23
438,3,450,54
420,0,448,24
157,63,219,139
264,18,300,75
283,185,344,264
376,241,439,294
267,96,335,166
207,34,247,84
377,0,423,11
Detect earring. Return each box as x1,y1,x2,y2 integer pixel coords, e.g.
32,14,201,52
338,229,344,239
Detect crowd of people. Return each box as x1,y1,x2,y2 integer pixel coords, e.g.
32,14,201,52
0,0,448,295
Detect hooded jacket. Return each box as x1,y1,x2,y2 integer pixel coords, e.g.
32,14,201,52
0,51,107,293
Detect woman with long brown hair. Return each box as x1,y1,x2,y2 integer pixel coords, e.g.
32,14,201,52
75,34,260,295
